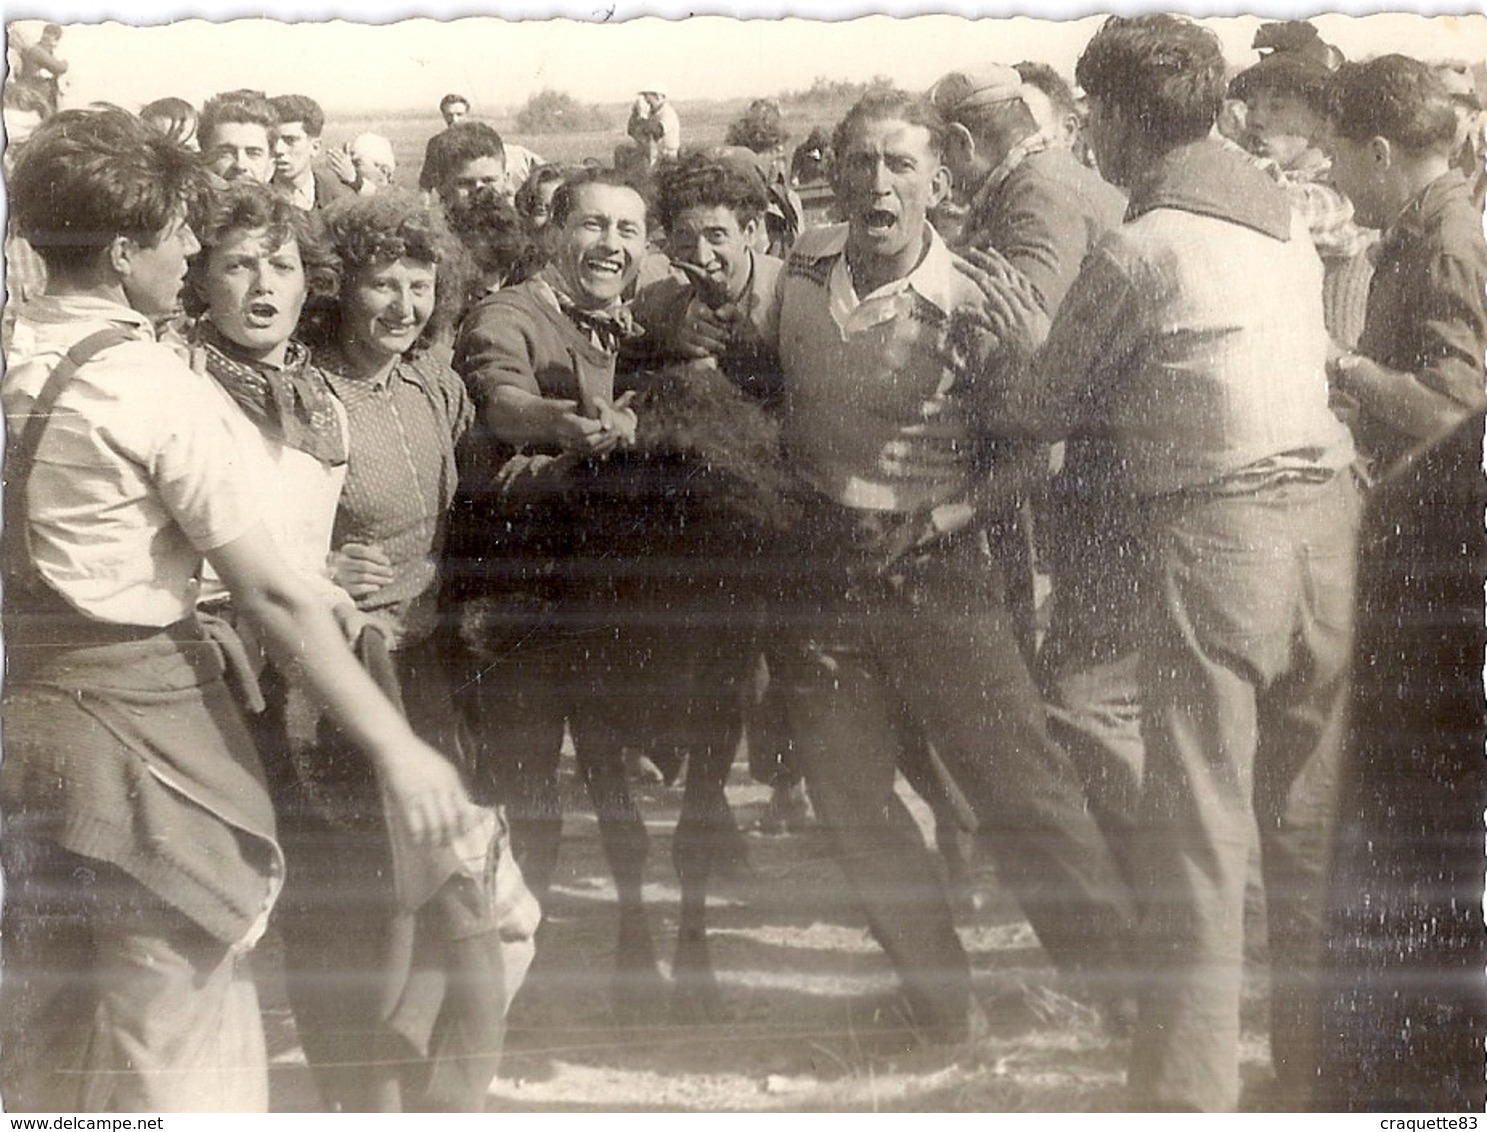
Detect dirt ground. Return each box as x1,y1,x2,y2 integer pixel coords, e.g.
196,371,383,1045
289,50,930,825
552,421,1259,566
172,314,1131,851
262,758,1274,1113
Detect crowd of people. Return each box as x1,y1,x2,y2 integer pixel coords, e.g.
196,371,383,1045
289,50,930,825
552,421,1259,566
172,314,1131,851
2,13,1485,1115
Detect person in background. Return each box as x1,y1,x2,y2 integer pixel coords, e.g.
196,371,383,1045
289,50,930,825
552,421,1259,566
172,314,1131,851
420,119,508,209
514,162,573,234
723,98,806,255
140,96,199,151
14,23,66,115
1,105,475,1114
1435,62,1487,211
198,88,277,185
1013,61,1091,166
269,93,353,213
349,131,398,193
439,92,470,127
965,14,1361,1108
1324,54,1487,480
931,63,1137,878
628,84,681,163
3,81,52,345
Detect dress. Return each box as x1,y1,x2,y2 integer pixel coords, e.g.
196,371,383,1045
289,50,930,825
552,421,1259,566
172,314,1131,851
1,294,281,1112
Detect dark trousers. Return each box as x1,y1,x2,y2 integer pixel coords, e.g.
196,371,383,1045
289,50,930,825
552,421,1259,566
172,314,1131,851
770,521,1136,1035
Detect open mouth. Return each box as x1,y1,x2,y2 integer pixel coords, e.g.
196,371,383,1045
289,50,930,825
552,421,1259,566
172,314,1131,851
863,208,898,235
582,258,625,278
243,300,279,328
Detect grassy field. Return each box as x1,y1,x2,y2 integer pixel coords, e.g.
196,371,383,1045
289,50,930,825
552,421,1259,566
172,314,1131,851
323,95,855,194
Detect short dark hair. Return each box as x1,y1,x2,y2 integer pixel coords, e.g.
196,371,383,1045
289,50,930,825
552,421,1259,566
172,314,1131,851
547,166,649,232
419,120,505,194
439,93,469,113
199,89,278,148
10,106,205,274
269,93,326,138
1015,61,1080,122
41,24,62,41
185,178,335,318
1327,55,1459,155
1228,53,1333,117
304,190,470,357
655,150,768,230
832,88,947,167
1075,14,1226,147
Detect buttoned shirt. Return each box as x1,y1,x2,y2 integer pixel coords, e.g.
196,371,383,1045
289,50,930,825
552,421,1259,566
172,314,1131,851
771,222,1004,514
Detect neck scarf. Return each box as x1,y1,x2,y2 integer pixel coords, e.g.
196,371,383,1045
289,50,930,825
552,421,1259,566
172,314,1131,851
200,325,346,466
538,266,641,354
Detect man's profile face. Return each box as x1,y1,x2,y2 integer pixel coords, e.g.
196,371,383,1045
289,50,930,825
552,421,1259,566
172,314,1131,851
442,100,469,127
832,114,948,278
202,121,274,183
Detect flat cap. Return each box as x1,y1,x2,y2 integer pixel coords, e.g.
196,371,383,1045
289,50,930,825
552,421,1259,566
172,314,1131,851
928,64,1025,116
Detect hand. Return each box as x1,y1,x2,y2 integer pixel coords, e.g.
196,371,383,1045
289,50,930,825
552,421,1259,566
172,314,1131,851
953,247,1049,362
330,542,396,601
326,143,358,188
671,291,736,360
329,597,371,646
377,736,482,847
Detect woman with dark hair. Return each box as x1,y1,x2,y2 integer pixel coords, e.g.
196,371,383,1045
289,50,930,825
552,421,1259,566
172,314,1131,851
285,190,533,1112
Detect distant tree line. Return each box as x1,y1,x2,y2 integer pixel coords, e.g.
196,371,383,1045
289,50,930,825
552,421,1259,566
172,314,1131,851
515,88,613,133
778,74,895,106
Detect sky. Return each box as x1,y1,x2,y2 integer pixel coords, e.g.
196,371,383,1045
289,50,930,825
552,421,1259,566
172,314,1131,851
4,2,1486,116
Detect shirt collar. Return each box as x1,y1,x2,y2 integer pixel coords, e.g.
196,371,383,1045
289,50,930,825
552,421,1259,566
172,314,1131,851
824,221,960,335
21,292,158,338
1125,136,1292,241
1378,169,1473,261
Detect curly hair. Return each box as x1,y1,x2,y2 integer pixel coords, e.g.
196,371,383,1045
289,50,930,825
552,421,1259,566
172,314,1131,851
444,186,540,292
547,165,651,232
1075,14,1226,147
1228,53,1334,117
654,150,769,231
269,93,326,138
418,120,505,194
301,190,471,356
9,105,207,273
1327,55,1458,155
184,179,336,320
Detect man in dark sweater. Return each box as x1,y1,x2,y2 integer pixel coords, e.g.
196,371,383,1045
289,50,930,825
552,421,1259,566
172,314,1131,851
1323,54,1487,479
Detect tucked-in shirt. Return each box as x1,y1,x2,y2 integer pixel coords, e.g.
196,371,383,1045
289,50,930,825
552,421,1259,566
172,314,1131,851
321,345,472,646
1353,168,1487,470
1010,137,1355,497
4,294,261,625
770,222,1009,514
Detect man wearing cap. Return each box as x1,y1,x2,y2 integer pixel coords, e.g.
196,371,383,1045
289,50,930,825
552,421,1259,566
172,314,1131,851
628,86,681,162
931,63,1140,872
